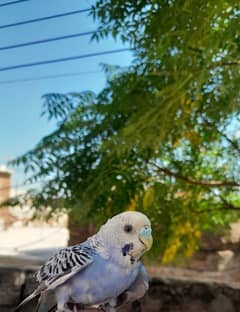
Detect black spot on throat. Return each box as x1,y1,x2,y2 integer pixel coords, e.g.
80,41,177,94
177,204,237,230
122,243,134,256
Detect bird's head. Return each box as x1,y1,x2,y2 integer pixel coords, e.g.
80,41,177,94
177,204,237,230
97,211,153,262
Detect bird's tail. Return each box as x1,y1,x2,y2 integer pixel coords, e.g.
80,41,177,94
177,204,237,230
35,291,57,312
14,289,40,312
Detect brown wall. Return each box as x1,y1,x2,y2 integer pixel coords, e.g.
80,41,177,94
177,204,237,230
0,170,11,205
0,170,14,228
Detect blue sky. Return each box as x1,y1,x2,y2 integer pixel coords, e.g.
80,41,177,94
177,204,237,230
0,0,132,189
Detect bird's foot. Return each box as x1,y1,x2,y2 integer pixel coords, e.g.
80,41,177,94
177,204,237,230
56,304,73,312
98,304,115,312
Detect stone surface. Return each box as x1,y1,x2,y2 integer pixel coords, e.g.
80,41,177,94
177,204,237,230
0,267,25,306
209,294,235,312
1,266,240,311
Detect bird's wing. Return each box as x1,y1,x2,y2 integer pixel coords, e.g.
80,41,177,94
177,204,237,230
117,264,149,307
36,244,94,289
15,245,94,311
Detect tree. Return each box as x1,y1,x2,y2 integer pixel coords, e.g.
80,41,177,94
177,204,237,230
12,0,240,262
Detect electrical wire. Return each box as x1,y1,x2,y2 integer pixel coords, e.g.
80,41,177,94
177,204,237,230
0,70,102,85
0,8,91,29
0,48,131,72
0,228,65,251
0,30,96,51
0,0,30,7
0,181,40,192
11,228,63,251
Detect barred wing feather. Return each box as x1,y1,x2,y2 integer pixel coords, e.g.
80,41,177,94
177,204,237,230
36,245,93,289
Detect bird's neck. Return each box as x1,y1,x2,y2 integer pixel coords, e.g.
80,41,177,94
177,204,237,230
88,234,138,269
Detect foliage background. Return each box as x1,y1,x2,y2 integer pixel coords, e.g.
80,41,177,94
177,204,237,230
11,0,240,262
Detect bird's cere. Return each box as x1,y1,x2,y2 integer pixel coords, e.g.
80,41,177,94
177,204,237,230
139,226,153,251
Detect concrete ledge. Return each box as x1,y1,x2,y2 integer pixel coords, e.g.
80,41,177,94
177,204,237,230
0,255,43,270
1,264,240,312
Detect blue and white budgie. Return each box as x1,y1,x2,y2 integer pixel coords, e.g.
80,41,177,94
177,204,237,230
15,211,153,312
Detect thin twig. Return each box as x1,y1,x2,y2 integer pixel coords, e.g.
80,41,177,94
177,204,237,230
150,162,240,187
202,117,240,155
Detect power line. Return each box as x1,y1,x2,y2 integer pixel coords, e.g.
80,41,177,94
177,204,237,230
0,228,65,252
0,30,96,51
0,48,131,72
0,70,102,85
0,8,91,30
0,0,30,7
0,181,40,192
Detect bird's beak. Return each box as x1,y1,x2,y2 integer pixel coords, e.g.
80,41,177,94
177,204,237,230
139,226,153,251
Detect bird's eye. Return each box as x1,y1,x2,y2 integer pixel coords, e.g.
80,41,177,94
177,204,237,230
124,224,133,233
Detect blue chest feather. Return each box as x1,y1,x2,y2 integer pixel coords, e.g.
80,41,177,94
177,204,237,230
61,253,140,305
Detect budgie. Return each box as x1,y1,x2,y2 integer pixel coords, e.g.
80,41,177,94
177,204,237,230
15,211,153,312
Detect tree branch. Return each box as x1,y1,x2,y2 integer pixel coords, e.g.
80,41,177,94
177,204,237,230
220,196,240,211
194,206,240,215
150,163,240,187
193,201,240,215
220,132,240,155
220,60,240,66
202,117,240,155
